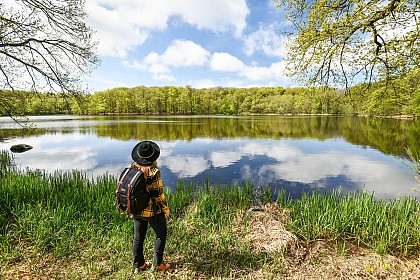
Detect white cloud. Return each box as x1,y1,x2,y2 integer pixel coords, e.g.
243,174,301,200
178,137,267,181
198,140,416,198
244,23,289,57
8,145,98,171
211,151,243,168
153,73,177,82
242,61,287,81
85,1,154,57
161,40,210,67
163,155,210,177
241,142,302,161
243,65,273,81
143,52,161,66
86,0,249,57
190,79,217,89
239,145,414,198
211,52,245,72
148,63,171,75
210,52,288,82
174,0,249,37
123,40,210,82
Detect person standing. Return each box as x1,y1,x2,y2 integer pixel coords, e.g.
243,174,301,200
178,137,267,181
129,140,170,274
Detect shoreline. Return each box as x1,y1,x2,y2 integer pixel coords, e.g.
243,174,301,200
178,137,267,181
2,113,417,120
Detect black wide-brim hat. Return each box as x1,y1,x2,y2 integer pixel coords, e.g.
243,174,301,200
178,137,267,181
131,140,160,165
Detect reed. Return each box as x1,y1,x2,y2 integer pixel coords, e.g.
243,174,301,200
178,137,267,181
0,150,13,173
280,188,420,255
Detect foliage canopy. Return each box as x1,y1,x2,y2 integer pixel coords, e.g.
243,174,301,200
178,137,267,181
3,77,419,117
276,0,420,89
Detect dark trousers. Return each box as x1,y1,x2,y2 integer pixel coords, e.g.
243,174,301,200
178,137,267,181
132,213,167,267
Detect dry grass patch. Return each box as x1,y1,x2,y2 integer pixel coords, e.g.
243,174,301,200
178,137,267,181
243,203,300,256
241,203,420,280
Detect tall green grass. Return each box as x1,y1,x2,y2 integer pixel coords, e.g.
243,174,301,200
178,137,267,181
279,189,420,255
0,153,268,278
1,150,419,278
1,150,13,174
0,168,123,257
162,180,270,276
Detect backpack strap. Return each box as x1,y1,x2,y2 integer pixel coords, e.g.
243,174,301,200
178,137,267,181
126,169,142,215
116,168,131,192
115,168,131,215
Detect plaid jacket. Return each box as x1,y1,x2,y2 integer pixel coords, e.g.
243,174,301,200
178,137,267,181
130,162,169,218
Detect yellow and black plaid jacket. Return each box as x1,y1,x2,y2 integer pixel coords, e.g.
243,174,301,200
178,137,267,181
130,162,169,218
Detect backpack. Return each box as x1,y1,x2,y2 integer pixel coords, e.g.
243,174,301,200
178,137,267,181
115,167,150,216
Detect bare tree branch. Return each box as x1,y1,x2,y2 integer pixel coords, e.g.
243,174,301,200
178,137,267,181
0,0,99,117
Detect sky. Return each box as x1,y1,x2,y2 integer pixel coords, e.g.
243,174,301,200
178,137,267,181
83,0,294,92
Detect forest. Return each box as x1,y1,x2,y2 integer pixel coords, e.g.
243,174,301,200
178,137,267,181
1,68,420,117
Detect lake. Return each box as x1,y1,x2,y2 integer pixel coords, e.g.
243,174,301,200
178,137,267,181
1,115,419,200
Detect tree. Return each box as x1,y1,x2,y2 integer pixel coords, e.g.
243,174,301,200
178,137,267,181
0,0,98,118
276,0,420,89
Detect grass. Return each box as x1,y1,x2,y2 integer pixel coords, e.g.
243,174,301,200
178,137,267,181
1,150,419,279
280,189,420,255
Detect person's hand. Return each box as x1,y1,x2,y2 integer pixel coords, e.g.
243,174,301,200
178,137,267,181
163,208,170,218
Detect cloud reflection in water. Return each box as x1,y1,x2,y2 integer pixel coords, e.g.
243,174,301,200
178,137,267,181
160,138,417,199
1,134,417,200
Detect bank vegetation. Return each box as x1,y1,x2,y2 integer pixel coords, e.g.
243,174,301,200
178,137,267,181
1,151,419,279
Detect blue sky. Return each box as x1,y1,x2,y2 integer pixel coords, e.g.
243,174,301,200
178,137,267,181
84,0,294,92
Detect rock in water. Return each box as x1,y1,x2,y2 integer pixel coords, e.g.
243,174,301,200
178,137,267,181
10,144,33,153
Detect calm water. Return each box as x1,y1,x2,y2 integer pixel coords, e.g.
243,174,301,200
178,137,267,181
1,115,419,200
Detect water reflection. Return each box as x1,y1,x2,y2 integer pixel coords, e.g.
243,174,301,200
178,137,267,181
159,138,417,200
0,115,418,200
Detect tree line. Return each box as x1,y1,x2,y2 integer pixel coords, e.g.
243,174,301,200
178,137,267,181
1,69,419,117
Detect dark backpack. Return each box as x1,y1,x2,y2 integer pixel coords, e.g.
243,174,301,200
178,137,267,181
115,167,150,216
